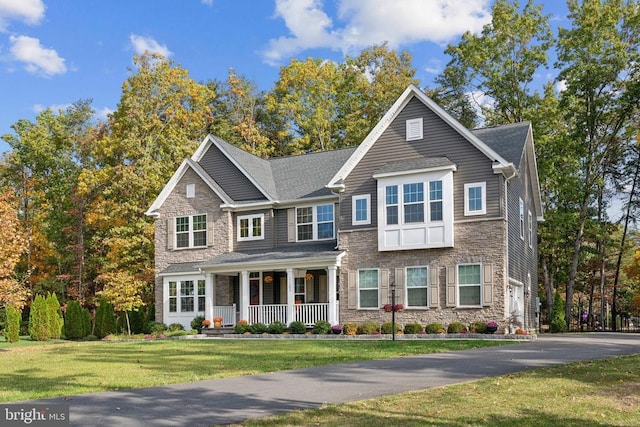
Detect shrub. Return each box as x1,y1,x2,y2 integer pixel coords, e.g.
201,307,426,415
64,301,85,340
128,309,145,334
358,321,379,335
447,321,468,333
425,323,445,334
148,322,167,334
381,321,403,334
312,320,331,334
250,322,268,334
82,308,92,337
343,322,359,335
469,321,487,334
46,293,64,339
5,306,21,343
168,323,185,332
550,292,567,333
403,322,423,334
94,299,116,339
191,316,205,333
234,322,250,334
84,334,98,341
29,295,49,341
268,321,287,334
288,321,306,334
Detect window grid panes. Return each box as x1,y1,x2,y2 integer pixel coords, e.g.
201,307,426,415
406,267,428,307
429,181,443,221
192,215,207,247
180,280,195,312
355,197,368,222
297,207,313,241
458,264,481,306
403,183,424,223
317,204,334,239
358,269,379,308
252,217,262,237
296,205,334,241
176,216,190,248
239,218,249,238
386,186,398,225
468,186,483,212
169,282,177,312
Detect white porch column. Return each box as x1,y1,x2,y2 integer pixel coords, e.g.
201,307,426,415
327,266,338,325
205,273,214,321
286,268,295,325
240,271,250,322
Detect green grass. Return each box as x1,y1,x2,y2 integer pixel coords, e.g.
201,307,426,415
0,337,506,402
242,354,640,427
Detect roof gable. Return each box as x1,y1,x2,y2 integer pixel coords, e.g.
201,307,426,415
328,85,511,189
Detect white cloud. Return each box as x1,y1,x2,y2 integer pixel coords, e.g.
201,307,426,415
129,34,172,58
33,103,72,113
262,0,491,65
95,106,114,122
555,79,567,93
0,0,45,32
9,35,66,76
201,0,214,6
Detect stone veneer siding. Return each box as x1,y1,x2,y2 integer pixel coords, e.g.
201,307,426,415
338,219,507,328
153,168,233,323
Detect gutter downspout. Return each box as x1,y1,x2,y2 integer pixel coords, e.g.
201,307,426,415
502,164,518,329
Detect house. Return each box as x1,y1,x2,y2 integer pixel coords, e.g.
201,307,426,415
145,85,543,333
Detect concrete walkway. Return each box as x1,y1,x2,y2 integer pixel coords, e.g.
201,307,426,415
19,333,640,426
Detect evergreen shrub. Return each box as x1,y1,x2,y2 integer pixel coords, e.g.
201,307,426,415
358,321,379,334
64,301,85,340
288,321,306,334
94,299,116,339
447,321,467,333
381,321,402,334
403,322,423,334
425,323,445,334
5,306,21,343
312,320,331,334
268,321,287,334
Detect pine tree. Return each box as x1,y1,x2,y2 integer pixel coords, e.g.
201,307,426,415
46,293,64,339
64,300,84,340
29,295,49,341
82,308,92,337
5,305,21,343
94,299,116,339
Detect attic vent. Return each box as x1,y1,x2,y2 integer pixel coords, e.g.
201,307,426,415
406,118,423,141
186,184,195,198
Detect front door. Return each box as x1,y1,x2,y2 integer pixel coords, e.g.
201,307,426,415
250,277,260,305
509,282,524,330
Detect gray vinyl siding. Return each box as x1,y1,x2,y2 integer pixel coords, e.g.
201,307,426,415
233,209,274,252
199,143,267,202
273,205,338,248
341,96,501,231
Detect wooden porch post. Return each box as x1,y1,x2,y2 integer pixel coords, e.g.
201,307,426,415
286,268,295,325
240,270,249,322
327,266,338,325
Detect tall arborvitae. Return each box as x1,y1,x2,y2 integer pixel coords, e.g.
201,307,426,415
5,305,21,343
29,295,49,341
550,292,567,333
64,300,84,340
94,299,116,339
82,308,92,337
46,293,64,339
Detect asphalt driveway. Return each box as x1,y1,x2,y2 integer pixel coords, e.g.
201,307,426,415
14,333,640,426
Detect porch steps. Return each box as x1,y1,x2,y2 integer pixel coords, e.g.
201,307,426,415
201,327,234,336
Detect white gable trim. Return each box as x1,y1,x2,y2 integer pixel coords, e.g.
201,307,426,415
145,158,232,217
327,85,511,189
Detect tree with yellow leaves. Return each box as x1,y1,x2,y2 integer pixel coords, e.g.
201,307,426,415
0,190,29,309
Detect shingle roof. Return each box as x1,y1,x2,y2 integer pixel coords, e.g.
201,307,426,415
197,243,342,267
373,157,455,176
472,122,531,168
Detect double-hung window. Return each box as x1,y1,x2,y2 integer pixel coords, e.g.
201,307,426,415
406,267,428,307
385,186,399,225
168,279,205,313
296,204,334,241
403,183,424,223
458,264,481,306
528,211,533,248
238,214,264,241
429,181,443,221
352,195,371,225
358,269,379,308
464,182,486,216
175,214,207,248
519,198,525,240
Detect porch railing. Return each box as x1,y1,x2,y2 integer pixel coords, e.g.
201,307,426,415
247,302,339,327
212,304,236,327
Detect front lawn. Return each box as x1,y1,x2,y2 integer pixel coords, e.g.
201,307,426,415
0,337,506,402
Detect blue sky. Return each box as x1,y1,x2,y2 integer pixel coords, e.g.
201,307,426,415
0,0,569,155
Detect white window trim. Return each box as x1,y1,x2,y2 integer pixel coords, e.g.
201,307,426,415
237,213,265,241
519,198,525,240
464,182,486,216
358,268,380,309
406,118,423,141
457,263,482,308
405,266,429,308
175,214,208,249
296,204,335,242
376,168,455,251
352,194,371,226
528,210,533,248
167,277,206,314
